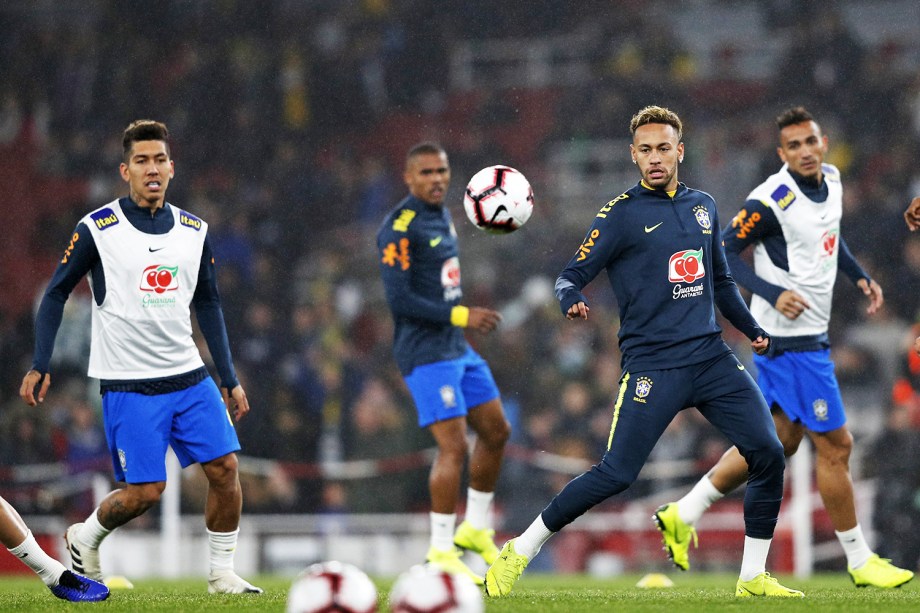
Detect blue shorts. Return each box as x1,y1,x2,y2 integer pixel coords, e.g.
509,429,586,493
102,378,241,483
404,347,500,427
753,348,846,433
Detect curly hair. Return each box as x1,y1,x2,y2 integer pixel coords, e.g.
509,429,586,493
123,119,170,161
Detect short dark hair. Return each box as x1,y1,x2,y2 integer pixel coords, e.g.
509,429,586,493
406,141,446,165
630,105,683,141
775,106,814,131
123,120,170,161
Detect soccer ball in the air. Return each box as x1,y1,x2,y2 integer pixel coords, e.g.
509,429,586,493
388,565,484,613
463,165,533,234
286,561,377,613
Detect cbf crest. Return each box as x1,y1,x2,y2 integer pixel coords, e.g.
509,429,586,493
439,385,457,409
118,448,127,472
693,205,712,234
813,398,829,421
633,376,653,403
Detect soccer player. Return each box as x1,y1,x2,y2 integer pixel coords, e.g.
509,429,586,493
377,142,511,585
654,107,913,588
19,120,262,594
1,496,108,601
486,106,802,599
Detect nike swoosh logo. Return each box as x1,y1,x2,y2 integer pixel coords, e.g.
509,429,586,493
644,222,663,233
148,247,165,252
429,236,443,247
737,363,745,370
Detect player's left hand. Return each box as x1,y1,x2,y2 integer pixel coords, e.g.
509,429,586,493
857,278,883,315
752,335,770,355
222,385,251,422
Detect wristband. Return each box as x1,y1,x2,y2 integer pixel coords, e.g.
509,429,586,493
450,305,470,328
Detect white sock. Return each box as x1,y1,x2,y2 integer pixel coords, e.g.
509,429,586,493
430,512,456,551
8,531,66,586
465,488,494,530
836,525,872,569
513,514,554,560
677,475,724,526
207,528,239,574
739,536,772,581
77,509,111,549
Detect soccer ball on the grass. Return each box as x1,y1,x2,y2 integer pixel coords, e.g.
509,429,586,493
286,561,377,613
388,565,484,613
463,165,534,234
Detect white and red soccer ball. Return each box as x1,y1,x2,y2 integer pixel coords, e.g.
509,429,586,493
286,561,378,613
463,165,534,234
388,565,483,613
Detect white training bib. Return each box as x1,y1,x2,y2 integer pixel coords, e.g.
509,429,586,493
747,164,842,336
82,200,207,379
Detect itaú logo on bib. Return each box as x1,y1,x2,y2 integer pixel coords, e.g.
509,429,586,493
140,264,179,294
668,248,705,283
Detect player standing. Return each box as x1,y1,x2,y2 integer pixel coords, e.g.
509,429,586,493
19,120,262,594
486,106,802,598
377,142,511,585
655,107,913,588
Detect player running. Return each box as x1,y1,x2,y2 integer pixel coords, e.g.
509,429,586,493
486,106,802,598
655,106,912,589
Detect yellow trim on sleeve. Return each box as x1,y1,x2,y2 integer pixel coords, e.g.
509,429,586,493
450,305,470,328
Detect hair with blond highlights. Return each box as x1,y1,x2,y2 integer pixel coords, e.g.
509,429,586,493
629,106,683,141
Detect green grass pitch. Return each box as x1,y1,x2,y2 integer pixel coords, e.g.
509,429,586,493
0,572,917,612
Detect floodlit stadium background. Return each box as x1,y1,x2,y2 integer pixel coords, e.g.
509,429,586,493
1,0,919,579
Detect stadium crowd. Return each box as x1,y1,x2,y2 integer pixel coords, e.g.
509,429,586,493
1,0,920,571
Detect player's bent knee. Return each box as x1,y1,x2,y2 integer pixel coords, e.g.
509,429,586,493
479,418,511,448
126,482,166,508
202,453,240,484
746,443,785,479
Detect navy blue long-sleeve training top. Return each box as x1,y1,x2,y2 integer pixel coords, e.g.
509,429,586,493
555,181,766,372
377,195,467,375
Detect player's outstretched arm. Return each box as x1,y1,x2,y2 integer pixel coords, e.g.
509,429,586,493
904,197,920,231
19,370,50,407
221,385,251,422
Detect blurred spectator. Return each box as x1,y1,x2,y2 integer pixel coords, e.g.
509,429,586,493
341,378,416,513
